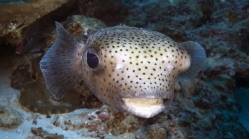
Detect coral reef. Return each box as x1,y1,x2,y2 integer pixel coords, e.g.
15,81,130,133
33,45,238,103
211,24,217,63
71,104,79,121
0,0,249,138
61,15,107,40
77,0,127,26
124,0,249,51
118,1,249,138
0,0,77,48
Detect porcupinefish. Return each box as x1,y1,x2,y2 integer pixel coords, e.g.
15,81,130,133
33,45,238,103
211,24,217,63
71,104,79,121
40,22,206,118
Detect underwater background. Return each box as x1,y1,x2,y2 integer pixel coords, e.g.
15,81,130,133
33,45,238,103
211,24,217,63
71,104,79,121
0,0,249,138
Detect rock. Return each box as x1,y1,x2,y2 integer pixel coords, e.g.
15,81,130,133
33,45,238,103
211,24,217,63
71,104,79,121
0,105,22,130
29,127,64,139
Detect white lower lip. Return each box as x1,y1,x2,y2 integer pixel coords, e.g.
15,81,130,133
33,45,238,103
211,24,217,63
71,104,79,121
122,98,165,118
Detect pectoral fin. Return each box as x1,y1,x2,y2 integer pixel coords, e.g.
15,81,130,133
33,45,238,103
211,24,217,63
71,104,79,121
40,22,84,99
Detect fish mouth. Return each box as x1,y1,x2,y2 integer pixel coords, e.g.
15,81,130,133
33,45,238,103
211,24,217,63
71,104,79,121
122,98,168,118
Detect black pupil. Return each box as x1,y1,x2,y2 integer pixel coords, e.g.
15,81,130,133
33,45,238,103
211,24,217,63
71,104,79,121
87,53,99,69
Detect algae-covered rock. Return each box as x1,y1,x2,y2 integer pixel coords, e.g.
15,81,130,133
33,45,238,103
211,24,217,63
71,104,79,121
28,127,64,139
0,105,22,130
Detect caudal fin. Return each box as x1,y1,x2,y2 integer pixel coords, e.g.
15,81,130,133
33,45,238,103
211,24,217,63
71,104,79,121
40,22,84,99
179,41,206,79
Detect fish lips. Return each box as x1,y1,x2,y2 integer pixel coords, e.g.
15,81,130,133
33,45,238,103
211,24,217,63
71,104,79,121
116,94,173,118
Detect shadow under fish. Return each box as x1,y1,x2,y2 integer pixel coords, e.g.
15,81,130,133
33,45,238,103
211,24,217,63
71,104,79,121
40,22,206,118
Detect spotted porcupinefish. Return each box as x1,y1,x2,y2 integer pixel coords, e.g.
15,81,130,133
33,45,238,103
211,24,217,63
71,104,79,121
40,22,206,118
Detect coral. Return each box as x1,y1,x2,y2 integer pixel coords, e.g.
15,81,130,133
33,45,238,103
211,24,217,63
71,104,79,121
107,113,141,135
50,108,113,137
215,121,249,139
147,124,167,139
61,15,107,40
77,0,127,26
0,0,74,47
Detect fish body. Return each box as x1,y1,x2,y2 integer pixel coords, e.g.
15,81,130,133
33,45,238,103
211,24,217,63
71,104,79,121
40,22,206,118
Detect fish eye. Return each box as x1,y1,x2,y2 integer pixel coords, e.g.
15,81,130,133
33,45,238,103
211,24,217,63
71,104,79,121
87,49,99,69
